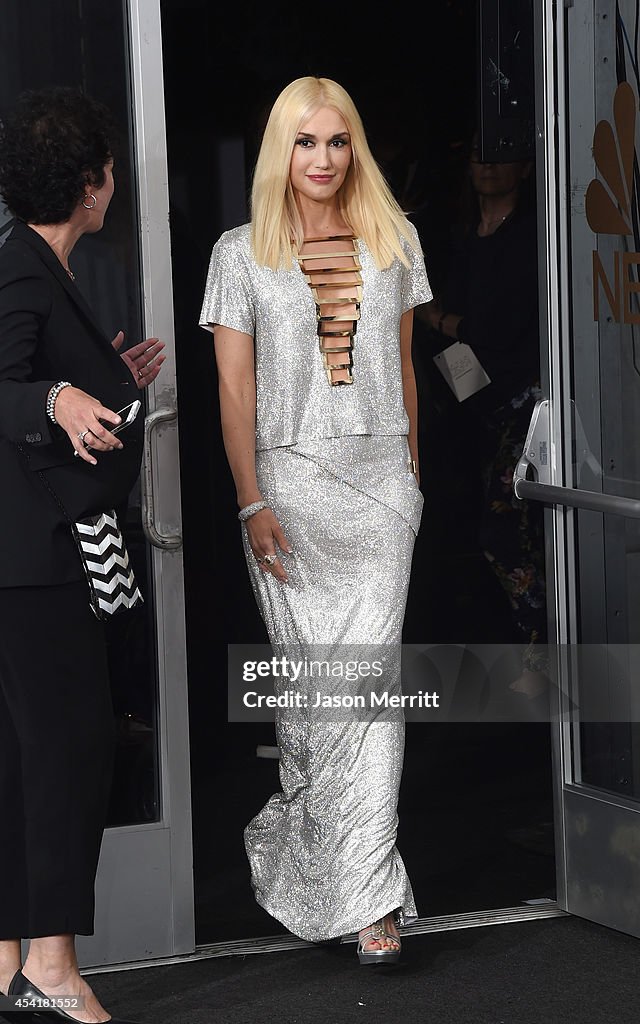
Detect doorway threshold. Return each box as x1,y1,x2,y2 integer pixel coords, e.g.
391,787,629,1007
85,902,566,975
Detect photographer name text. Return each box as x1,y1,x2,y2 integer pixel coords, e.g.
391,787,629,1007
242,690,440,709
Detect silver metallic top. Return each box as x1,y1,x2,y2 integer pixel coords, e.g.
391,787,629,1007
199,222,432,452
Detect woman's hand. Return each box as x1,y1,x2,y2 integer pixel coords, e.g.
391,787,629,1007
52,386,124,465
418,302,463,340
111,331,166,389
245,508,293,584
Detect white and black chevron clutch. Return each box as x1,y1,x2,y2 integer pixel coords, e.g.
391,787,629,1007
72,510,144,619
17,443,144,620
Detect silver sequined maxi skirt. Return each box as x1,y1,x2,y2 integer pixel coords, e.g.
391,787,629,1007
242,434,423,942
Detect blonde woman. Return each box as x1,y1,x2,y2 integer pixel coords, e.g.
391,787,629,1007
200,77,432,964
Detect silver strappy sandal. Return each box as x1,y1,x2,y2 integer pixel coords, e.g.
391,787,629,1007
357,908,404,965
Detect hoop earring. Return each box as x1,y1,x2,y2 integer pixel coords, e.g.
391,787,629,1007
82,194,97,210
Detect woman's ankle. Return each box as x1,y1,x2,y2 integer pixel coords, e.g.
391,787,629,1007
23,936,81,990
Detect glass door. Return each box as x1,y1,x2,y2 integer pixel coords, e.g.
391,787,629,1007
518,0,640,938
1,0,193,965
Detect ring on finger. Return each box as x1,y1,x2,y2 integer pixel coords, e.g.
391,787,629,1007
262,553,277,566
77,428,91,444
138,368,144,379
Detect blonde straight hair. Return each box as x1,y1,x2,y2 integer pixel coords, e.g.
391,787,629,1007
250,76,421,271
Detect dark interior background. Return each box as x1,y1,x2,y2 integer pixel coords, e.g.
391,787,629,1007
159,0,556,942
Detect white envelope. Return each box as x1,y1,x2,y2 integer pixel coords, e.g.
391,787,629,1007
433,341,491,402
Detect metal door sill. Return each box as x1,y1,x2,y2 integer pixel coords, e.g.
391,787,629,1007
84,902,565,975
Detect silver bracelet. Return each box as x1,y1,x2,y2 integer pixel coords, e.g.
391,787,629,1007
238,500,268,522
46,381,72,424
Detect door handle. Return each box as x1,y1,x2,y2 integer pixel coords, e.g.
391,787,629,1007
513,399,640,519
142,405,183,550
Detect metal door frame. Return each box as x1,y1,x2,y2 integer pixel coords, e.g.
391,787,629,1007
76,0,194,967
524,0,640,939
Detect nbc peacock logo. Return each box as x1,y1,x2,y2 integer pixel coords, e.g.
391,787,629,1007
586,81,640,323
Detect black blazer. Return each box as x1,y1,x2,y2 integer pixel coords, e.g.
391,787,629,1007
0,221,144,587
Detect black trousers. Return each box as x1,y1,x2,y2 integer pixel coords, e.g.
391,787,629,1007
0,581,115,939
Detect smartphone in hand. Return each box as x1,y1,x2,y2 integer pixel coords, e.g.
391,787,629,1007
111,399,142,435
74,400,142,458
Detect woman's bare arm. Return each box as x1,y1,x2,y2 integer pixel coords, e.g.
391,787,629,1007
213,324,262,509
213,323,291,581
400,308,420,486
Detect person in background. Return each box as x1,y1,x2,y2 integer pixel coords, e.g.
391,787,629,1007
419,133,547,692
0,86,164,1024
200,76,432,964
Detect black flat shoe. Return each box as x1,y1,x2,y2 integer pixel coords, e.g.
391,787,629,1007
0,994,25,1024
0,982,37,1024
6,971,138,1024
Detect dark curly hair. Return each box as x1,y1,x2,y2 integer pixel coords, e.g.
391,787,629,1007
0,86,115,224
